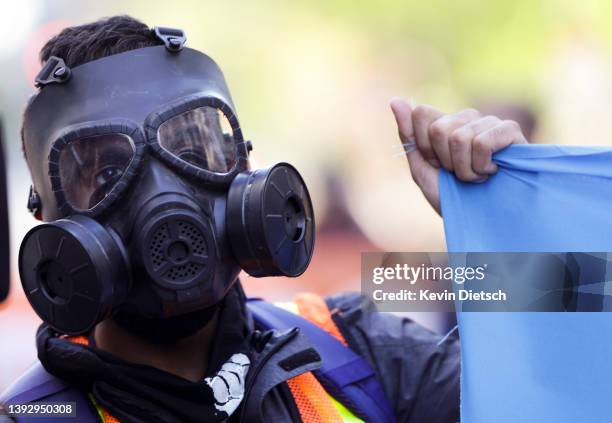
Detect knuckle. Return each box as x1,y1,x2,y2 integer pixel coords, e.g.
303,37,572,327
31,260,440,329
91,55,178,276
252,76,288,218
481,115,501,126
503,119,521,131
428,119,447,140
489,125,507,140
412,104,434,121
448,131,461,146
429,117,460,141
449,128,469,148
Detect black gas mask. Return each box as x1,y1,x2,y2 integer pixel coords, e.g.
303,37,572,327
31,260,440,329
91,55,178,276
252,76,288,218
18,28,315,337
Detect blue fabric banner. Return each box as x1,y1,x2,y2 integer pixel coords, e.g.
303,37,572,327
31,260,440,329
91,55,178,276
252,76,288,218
439,145,612,422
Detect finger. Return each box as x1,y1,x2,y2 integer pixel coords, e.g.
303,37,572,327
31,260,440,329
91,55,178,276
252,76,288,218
428,108,482,171
390,99,440,213
448,127,487,182
390,98,414,143
454,115,502,175
462,115,501,135
472,120,528,174
390,98,437,186
411,104,443,166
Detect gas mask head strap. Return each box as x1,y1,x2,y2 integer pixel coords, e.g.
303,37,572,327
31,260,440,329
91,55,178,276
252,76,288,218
34,56,71,88
33,25,186,90
152,26,187,52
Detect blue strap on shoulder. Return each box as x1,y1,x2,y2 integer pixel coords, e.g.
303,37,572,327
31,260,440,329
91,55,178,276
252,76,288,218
1,362,99,423
247,298,396,423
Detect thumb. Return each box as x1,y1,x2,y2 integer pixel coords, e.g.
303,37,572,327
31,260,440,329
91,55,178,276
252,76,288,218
390,98,440,214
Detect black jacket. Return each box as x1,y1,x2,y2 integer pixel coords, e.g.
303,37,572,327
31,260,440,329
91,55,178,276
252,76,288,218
1,293,460,423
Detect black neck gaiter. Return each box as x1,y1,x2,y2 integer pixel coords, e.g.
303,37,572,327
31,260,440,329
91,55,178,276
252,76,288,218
37,285,252,423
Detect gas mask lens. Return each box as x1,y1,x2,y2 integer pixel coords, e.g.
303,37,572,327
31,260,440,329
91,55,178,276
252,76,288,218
157,106,237,174
58,133,136,211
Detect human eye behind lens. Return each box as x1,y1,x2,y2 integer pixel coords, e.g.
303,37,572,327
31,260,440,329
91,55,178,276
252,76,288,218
88,165,124,209
93,147,131,186
94,165,124,188
88,147,131,206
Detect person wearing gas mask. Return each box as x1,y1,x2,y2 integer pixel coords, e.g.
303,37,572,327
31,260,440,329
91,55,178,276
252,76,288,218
1,16,461,423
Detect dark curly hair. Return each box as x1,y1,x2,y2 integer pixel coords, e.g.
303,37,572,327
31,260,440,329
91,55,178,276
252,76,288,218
39,15,163,68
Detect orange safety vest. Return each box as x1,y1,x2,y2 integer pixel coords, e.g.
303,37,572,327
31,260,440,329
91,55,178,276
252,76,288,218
68,293,360,423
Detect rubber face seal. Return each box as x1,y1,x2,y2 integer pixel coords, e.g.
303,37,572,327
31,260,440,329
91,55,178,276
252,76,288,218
226,163,315,277
18,215,129,334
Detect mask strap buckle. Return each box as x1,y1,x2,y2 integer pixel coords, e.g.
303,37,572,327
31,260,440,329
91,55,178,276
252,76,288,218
152,26,187,52
27,185,42,220
34,56,71,88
